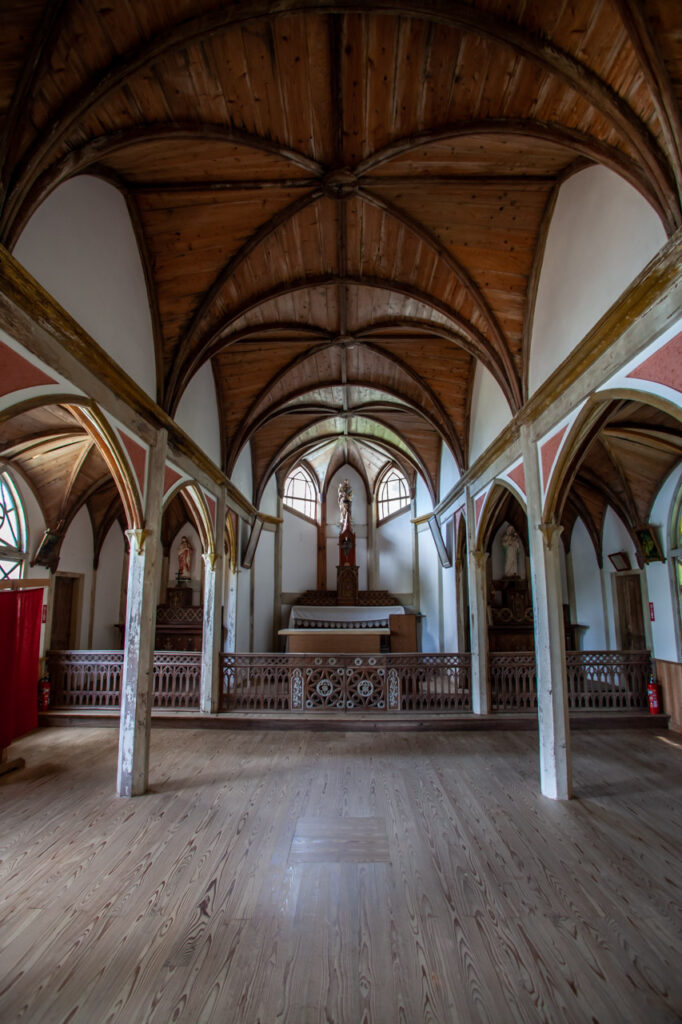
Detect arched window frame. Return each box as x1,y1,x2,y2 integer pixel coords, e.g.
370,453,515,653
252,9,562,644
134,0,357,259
376,465,411,525
0,470,28,580
283,464,319,524
669,471,682,660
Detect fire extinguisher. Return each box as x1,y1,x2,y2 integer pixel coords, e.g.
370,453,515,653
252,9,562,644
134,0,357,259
647,674,662,715
38,675,50,712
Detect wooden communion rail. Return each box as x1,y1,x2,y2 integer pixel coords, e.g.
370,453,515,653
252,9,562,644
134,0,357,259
46,649,651,714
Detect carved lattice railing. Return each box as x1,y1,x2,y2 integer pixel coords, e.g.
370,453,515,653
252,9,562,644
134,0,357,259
220,653,472,712
489,653,537,711
489,650,651,711
46,649,650,715
565,650,650,710
47,650,201,709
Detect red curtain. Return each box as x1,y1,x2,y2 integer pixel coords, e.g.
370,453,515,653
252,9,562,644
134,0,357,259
0,589,42,749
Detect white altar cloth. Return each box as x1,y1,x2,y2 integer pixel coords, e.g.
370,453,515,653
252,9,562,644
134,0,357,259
289,605,404,629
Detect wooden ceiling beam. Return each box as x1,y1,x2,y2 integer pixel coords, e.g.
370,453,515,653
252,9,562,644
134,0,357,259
0,0,69,205
355,119,675,231
257,426,435,509
4,1,678,244
614,0,682,202
1,122,324,247
226,338,463,471
127,178,318,193
167,187,326,409
182,273,512,407
357,184,518,404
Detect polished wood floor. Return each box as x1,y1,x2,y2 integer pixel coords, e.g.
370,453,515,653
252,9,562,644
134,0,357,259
1,726,680,1024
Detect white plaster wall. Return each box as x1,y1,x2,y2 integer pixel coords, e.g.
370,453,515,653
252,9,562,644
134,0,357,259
468,365,513,465
529,165,667,394
58,505,95,649
236,565,252,652
377,508,412,595
175,363,221,467
282,509,318,594
253,530,275,651
231,443,253,504
570,517,607,649
260,475,278,517
439,442,460,499
92,522,125,648
646,468,680,662
417,525,440,652
415,473,433,517
168,522,202,605
602,506,641,649
14,175,157,397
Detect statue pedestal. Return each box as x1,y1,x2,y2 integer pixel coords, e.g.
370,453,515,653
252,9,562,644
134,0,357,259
336,565,359,605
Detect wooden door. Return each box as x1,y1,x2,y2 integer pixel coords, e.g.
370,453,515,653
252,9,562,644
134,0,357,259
51,576,79,650
615,574,646,650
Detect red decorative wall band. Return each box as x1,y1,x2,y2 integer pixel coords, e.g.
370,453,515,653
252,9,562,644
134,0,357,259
540,424,568,494
163,465,182,496
119,431,147,499
627,330,682,394
506,461,526,497
0,340,57,399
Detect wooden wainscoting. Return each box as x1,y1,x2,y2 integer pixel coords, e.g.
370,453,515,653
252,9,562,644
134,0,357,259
656,659,682,732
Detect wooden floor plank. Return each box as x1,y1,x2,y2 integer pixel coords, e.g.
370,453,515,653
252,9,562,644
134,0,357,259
0,726,680,1023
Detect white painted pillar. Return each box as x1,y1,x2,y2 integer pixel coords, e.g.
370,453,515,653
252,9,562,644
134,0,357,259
117,429,167,798
465,489,489,714
225,566,238,654
523,427,572,801
200,489,226,714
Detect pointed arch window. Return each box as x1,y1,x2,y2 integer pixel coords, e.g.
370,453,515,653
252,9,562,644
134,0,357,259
283,465,318,522
377,466,410,523
0,471,27,580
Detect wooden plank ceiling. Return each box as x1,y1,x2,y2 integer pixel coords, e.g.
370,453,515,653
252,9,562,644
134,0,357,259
0,1,680,544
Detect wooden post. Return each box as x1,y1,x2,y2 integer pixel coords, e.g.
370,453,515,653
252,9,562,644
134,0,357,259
466,490,490,714
523,427,572,801
200,488,227,714
116,429,167,798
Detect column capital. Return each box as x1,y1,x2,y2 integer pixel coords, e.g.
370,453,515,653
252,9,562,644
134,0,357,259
538,521,564,550
473,548,489,568
125,528,149,555
202,551,218,572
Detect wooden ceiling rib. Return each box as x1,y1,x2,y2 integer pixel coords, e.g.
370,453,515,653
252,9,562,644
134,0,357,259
0,2,680,514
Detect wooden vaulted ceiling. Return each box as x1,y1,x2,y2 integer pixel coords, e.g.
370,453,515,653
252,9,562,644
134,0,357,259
1,1,681,537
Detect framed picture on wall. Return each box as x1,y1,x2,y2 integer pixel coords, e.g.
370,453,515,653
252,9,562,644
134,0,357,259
608,551,631,572
634,525,665,563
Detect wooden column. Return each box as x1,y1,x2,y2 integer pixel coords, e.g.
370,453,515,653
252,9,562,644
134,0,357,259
116,429,167,798
523,428,572,800
466,489,490,714
200,488,226,714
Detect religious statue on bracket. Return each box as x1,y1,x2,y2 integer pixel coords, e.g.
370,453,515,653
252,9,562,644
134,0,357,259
336,478,358,604
176,534,193,584
338,478,353,529
501,524,522,578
